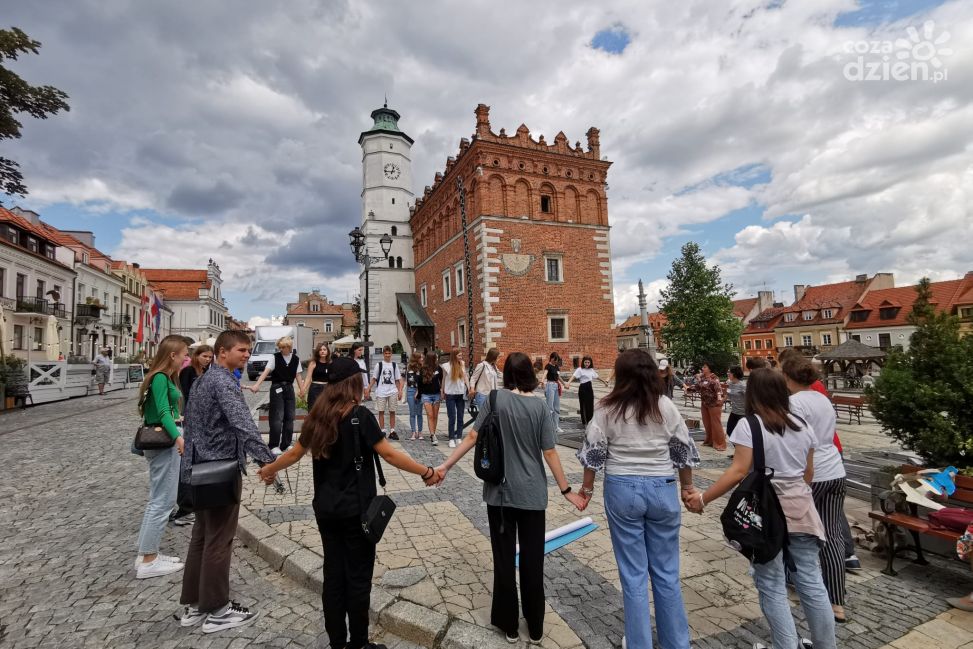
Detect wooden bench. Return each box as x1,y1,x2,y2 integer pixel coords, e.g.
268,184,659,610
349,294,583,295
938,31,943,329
832,394,865,424
868,465,973,575
682,387,699,408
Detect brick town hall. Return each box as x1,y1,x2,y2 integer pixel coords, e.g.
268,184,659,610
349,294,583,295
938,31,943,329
357,103,617,367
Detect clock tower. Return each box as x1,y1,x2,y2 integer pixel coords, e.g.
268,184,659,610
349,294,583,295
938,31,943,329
358,103,416,352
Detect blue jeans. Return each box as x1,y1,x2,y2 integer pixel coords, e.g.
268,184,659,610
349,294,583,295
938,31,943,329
751,534,837,649
473,392,487,409
604,475,690,649
136,446,180,555
544,382,560,431
445,393,465,440
406,387,423,433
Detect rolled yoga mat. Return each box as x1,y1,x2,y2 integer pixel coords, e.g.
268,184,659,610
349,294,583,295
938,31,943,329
515,517,598,565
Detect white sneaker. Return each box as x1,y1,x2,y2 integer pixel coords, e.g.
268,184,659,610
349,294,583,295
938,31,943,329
270,447,283,456
202,601,258,633
556,427,564,434
448,439,456,448
136,557,184,579
179,605,205,627
430,435,438,446
134,554,183,569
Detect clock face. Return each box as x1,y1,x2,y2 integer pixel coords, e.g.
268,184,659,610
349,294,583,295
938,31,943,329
383,163,401,180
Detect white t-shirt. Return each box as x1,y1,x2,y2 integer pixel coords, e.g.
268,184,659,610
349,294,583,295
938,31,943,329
356,357,368,387
264,353,302,376
371,361,401,397
585,397,694,476
789,391,845,482
441,362,468,395
731,414,815,480
573,368,598,384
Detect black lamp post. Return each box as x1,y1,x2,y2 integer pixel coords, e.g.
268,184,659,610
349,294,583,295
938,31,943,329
349,225,393,378
455,166,483,375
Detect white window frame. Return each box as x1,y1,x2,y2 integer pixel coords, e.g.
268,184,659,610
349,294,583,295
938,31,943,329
442,270,451,300
311,303,320,312
784,313,796,322
544,255,563,283
821,333,832,346
457,319,467,346
455,262,465,295
784,335,794,347
822,309,834,319
548,314,569,342
325,321,333,333
420,284,428,307
450,330,456,346
802,311,814,321
801,334,813,346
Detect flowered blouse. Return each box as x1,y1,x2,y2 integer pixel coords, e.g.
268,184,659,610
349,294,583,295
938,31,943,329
697,375,724,408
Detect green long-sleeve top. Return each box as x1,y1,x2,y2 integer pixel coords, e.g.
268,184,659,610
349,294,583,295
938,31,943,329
143,373,182,439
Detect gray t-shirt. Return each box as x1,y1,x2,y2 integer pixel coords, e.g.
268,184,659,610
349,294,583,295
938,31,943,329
473,389,556,510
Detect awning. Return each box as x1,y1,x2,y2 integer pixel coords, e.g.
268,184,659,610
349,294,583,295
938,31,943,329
332,335,361,348
396,293,434,328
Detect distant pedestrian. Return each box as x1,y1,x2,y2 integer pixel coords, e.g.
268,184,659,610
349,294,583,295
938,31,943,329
94,347,112,395
745,357,769,374
696,362,726,451
134,335,188,579
688,369,836,649
725,365,747,439
248,336,304,455
564,356,607,426
469,348,500,409
257,357,442,649
351,342,370,399
416,352,443,445
406,352,424,441
436,352,586,644
178,330,277,633
658,359,679,399
543,352,568,434
302,343,332,411
442,349,469,448
577,349,699,649
370,345,403,440
783,356,849,623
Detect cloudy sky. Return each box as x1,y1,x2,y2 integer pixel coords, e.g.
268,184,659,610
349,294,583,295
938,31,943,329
4,0,970,324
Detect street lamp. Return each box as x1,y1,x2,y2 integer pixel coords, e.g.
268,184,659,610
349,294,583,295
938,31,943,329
349,225,393,380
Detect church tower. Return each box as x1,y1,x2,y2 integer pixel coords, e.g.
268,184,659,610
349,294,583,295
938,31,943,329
358,103,415,351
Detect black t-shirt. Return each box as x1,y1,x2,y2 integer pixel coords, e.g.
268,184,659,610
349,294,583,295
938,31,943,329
417,368,443,395
300,406,385,519
545,363,560,381
406,369,419,389
311,361,329,382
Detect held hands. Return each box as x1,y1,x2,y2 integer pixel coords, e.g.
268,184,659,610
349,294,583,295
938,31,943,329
564,490,586,511
681,486,704,514
422,465,446,487
256,465,277,485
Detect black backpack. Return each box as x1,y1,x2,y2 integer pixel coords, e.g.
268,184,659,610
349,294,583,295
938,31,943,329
720,414,789,565
473,390,504,485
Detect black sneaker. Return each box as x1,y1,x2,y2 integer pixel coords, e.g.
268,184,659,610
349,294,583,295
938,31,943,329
845,555,862,573
388,431,400,440
201,601,258,633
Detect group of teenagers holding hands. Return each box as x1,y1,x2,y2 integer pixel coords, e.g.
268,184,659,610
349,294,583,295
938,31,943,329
134,328,849,649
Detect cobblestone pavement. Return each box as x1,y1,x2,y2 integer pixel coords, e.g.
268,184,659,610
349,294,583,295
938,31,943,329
0,389,414,649
245,384,973,649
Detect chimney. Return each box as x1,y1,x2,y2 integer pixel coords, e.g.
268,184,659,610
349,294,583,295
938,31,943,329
132,262,139,269
10,206,42,226
793,284,808,303
855,274,868,283
757,290,774,311
298,292,309,302
62,230,95,247
474,104,491,137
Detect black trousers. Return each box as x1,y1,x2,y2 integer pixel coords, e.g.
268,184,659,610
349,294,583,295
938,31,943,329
578,382,594,426
317,514,376,649
268,382,295,450
307,383,326,411
487,505,546,640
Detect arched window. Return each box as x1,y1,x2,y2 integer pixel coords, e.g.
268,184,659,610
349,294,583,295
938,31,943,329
388,257,395,268
391,226,397,236
396,256,403,269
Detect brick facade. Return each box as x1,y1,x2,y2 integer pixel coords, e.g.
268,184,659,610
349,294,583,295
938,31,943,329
410,104,616,367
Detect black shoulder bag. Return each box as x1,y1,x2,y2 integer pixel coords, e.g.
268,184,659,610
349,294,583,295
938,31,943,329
133,378,177,450
352,406,396,543
719,414,789,565
188,434,242,510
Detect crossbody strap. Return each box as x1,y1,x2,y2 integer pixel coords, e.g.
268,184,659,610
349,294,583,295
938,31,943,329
352,406,386,521
745,414,766,474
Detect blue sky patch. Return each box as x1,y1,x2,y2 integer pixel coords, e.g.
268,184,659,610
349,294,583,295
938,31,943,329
834,0,948,28
591,24,631,54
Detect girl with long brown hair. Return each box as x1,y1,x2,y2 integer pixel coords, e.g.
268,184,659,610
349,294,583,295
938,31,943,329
257,358,440,649
134,334,189,579
576,349,699,648
406,351,424,441
301,342,332,410
416,352,444,444
179,344,213,406
687,369,836,649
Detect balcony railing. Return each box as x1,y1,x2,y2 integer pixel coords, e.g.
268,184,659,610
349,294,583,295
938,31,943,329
112,314,133,330
1,295,16,310
16,296,50,314
75,303,102,320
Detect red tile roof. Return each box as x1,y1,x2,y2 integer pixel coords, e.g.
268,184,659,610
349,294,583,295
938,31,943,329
845,279,967,329
616,314,641,332
743,306,787,333
732,297,759,319
776,280,868,328
143,269,210,301
0,207,60,246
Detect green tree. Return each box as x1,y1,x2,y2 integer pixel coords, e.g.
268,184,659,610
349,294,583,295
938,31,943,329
659,242,742,374
868,278,973,466
1,27,70,198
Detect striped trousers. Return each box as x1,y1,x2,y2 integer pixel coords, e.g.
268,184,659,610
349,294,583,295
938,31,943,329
812,478,847,606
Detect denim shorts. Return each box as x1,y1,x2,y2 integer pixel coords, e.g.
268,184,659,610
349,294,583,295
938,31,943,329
420,393,441,405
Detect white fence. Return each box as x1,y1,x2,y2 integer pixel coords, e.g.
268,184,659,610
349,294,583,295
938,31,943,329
22,362,144,405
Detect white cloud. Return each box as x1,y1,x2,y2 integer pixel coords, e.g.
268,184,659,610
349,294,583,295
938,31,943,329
613,278,667,323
